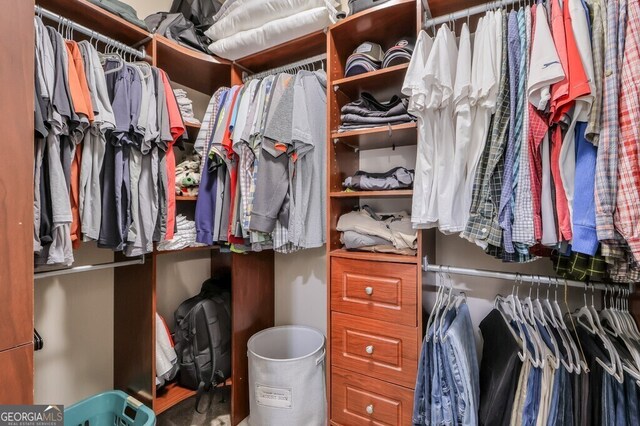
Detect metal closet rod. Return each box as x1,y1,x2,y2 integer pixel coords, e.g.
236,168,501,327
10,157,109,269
242,53,327,82
423,259,635,292
34,255,145,280
35,5,147,60
424,0,520,28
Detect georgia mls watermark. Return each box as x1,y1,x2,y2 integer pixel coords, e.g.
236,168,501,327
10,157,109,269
0,405,63,426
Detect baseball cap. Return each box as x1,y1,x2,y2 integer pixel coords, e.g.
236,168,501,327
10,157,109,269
345,42,384,77
382,38,415,68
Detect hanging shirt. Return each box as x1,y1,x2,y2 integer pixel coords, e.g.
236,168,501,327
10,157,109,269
402,30,434,229
196,89,229,245
463,11,510,253
585,0,606,144
160,70,185,241
448,23,472,233
595,0,627,242
558,0,593,234
498,10,523,254
614,0,640,262
513,6,536,250
528,4,562,242
465,12,500,249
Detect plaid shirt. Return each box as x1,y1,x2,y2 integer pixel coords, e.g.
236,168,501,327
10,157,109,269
614,0,640,263
462,12,509,249
585,0,606,145
513,6,536,249
595,0,625,242
497,11,522,253
529,105,549,242
195,87,229,173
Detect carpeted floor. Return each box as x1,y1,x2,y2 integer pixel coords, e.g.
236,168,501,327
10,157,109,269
157,387,238,426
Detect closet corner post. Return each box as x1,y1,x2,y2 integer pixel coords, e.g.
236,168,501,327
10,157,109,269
113,252,156,407
228,250,275,426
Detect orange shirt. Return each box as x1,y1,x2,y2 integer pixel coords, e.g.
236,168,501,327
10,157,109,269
65,40,95,248
160,70,185,240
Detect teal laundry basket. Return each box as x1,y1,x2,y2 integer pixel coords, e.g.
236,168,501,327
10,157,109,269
64,391,156,426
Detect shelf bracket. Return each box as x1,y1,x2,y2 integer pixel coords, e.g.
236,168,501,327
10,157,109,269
333,138,359,153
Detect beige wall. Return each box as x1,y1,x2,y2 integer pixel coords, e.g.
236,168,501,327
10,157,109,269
34,244,115,406
123,0,173,20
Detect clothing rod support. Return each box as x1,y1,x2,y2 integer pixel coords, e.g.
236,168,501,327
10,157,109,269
423,258,635,292
34,256,145,280
243,53,327,82
424,0,519,28
35,5,148,60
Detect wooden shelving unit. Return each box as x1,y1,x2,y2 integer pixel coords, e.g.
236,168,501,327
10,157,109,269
326,2,425,425
35,2,270,424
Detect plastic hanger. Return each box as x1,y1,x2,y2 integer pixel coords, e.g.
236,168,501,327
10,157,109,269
425,272,446,342
541,279,575,372
533,278,561,369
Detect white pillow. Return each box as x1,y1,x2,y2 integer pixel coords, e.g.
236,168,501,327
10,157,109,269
205,0,327,42
208,7,331,60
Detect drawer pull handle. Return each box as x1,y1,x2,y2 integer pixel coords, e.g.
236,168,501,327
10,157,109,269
365,345,374,354
366,404,374,415
365,286,374,295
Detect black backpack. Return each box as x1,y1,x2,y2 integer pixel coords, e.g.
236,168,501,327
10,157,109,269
174,274,232,411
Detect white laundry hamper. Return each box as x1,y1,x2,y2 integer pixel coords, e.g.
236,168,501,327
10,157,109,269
247,326,326,426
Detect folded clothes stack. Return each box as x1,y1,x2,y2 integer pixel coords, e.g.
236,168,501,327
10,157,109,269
339,92,416,131
336,207,417,256
343,166,414,191
175,155,201,197
157,215,207,251
344,38,414,77
173,88,201,126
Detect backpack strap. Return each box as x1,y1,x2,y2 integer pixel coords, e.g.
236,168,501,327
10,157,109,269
194,304,219,414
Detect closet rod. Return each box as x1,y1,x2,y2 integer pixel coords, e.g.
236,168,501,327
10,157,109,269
34,255,145,280
422,258,635,292
242,53,327,82
423,0,519,28
35,5,148,60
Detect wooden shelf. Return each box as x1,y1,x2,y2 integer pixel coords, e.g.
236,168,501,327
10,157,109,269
329,249,418,264
331,122,417,150
155,35,231,95
37,0,150,46
155,383,196,414
176,195,198,201
155,379,232,414
154,245,219,256
333,64,409,100
330,190,413,198
235,30,327,73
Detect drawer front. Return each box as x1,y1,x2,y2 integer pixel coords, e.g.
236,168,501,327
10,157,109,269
331,258,417,326
331,312,418,388
332,366,414,426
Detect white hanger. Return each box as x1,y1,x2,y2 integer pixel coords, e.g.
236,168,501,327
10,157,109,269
541,279,575,373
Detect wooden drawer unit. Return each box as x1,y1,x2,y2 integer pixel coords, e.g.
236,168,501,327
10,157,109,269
331,366,414,426
331,312,418,388
331,258,417,326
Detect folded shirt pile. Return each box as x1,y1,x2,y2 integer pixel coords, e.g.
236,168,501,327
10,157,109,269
157,215,206,251
343,166,414,191
336,207,417,256
175,155,201,197
345,39,414,77
339,92,416,131
173,88,201,126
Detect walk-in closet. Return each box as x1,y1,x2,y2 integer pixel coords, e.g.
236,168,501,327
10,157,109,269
2,0,640,425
